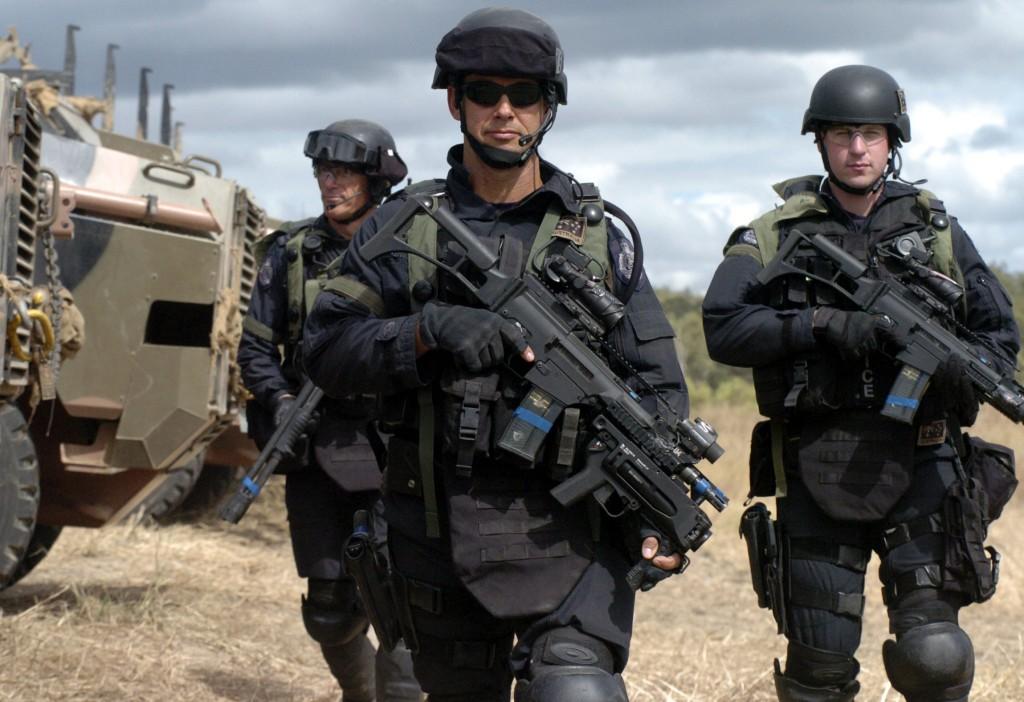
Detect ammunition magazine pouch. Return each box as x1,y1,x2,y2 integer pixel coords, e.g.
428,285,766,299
876,474,1001,606
740,503,787,634
962,434,1017,523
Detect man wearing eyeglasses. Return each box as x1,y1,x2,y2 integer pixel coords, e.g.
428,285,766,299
238,119,423,701
703,66,1019,701
303,8,687,702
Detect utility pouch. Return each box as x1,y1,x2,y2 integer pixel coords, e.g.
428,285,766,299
962,433,1017,523
739,502,787,634
943,477,999,603
748,420,776,498
438,371,500,473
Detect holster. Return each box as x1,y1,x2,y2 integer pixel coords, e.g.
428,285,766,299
739,502,787,634
344,510,415,652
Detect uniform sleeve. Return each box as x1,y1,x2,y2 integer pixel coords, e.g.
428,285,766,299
237,239,291,408
701,239,817,368
952,220,1020,375
606,222,689,417
302,203,429,397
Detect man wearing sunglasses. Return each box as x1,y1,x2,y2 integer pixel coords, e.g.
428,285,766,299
238,119,422,701
703,66,1019,701
303,7,687,702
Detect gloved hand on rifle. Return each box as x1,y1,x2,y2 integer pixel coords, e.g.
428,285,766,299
932,356,980,426
417,301,533,373
813,307,900,361
271,391,318,464
626,525,685,592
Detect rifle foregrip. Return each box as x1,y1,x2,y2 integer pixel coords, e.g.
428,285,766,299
550,466,607,507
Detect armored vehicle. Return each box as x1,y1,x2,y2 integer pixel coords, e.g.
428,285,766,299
1,28,261,589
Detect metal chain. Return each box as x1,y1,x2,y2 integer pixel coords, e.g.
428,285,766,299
41,224,63,377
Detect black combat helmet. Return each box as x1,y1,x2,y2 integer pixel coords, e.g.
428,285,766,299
433,7,566,168
803,65,914,195
802,65,911,143
304,119,408,202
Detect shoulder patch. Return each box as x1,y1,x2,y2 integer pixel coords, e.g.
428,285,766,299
727,227,759,249
613,237,635,285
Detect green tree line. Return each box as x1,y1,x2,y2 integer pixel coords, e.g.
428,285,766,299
658,266,1024,407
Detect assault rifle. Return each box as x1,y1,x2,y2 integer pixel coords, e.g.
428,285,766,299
220,380,324,523
359,195,727,585
757,230,1024,425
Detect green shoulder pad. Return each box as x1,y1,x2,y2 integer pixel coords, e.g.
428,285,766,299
252,217,316,267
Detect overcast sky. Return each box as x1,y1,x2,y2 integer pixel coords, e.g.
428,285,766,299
7,0,1024,291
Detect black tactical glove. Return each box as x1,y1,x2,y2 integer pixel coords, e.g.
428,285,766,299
933,356,980,426
813,307,896,361
626,527,685,592
270,392,317,465
418,301,527,373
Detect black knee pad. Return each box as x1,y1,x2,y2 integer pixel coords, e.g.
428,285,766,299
301,578,368,646
514,627,626,702
883,621,974,702
783,639,859,691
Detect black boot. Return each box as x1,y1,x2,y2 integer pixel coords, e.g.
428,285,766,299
774,660,859,702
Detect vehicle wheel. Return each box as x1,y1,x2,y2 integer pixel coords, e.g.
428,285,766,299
172,464,242,520
130,453,204,522
0,403,42,589
4,524,62,588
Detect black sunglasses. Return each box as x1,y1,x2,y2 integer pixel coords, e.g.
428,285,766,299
462,80,544,108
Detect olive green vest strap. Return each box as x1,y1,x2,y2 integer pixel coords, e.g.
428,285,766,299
320,276,386,316
405,198,440,312
915,190,956,276
915,189,967,317
724,242,762,261
525,200,611,281
285,231,306,344
418,386,440,539
770,417,788,498
242,315,281,343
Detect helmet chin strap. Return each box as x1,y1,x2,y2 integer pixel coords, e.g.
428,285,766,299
817,134,892,196
326,190,373,225
461,102,557,170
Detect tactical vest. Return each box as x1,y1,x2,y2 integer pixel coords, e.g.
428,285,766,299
732,177,965,509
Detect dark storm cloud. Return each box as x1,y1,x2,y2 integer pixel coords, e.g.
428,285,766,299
6,0,1023,289
5,0,988,95
970,125,1013,149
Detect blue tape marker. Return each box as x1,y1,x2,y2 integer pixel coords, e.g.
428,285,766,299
514,407,553,433
242,476,262,497
885,395,919,409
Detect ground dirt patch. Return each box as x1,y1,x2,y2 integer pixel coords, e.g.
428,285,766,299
1,406,1022,701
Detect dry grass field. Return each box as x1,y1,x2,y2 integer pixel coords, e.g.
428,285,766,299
2,405,1022,701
